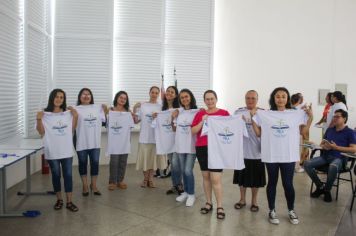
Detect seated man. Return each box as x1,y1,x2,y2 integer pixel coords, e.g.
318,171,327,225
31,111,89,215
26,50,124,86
304,109,356,202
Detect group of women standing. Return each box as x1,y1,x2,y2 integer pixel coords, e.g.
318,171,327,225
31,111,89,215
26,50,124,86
37,85,314,226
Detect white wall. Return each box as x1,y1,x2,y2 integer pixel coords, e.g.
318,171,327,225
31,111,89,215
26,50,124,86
213,0,356,143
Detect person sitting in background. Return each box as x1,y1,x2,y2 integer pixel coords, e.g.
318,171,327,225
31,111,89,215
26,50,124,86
304,109,356,202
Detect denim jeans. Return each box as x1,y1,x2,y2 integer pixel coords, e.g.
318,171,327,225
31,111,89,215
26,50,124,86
265,162,295,211
177,153,196,195
47,157,73,193
168,153,182,187
76,148,100,176
304,155,345,191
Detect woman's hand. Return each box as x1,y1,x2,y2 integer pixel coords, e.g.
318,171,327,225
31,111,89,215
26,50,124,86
36,111,44,120
172,109,179,119
67,106,78,118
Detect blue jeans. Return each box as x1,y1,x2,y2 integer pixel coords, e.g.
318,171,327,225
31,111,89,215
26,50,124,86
265,162,295,211
47,158,73,193
76,148,100,176
178,153,196,195
168,153,182,186
304,155,345,191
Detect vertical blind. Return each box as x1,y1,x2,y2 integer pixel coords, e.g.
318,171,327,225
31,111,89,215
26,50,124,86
25,0,51,137
0,0,214,141
54,0,113,106
0,1,24,142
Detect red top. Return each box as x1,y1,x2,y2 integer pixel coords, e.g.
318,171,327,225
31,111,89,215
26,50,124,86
322,103,331,118
191,109,230,147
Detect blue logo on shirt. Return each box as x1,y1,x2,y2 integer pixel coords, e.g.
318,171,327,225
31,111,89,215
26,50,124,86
271,119,289,137
178,120,191,134
110,122,122,134
218,127,234,144
52,121,68,136
161,118,172,132
84,113,97,127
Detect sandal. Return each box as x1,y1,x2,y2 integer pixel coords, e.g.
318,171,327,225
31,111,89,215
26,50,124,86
200,202,213,214
66,202,79,212
250,205,259,212
108,183,116,191
141,180,148,188
53,199,63,210
234,202,246,209
148,180,156,188
217,207,226,220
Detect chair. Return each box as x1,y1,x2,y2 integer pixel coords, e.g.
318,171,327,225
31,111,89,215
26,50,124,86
350,164,356,210
309,148,355,201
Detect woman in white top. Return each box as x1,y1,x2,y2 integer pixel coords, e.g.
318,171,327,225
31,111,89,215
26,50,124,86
174,89,199,206
36,89,79,212
134,86,163,188
326,91,348,128
75,88,107,196
107,91,134,190
251,87,313,225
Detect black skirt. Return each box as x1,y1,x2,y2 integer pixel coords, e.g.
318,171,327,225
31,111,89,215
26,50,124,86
233,159,266,188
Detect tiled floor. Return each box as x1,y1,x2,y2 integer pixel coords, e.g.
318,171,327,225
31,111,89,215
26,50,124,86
0,164,355,236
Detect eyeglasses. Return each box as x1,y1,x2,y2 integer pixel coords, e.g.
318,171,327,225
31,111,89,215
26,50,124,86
333,115,343,119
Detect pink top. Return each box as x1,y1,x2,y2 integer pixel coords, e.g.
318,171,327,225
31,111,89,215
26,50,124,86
191,109,230,147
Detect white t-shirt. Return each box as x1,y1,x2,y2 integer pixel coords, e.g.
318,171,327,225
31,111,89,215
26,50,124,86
253,109,307,163
152,109,175,155
75,104,105,151
175,109,199,154
202,115,248,170
325,102,347,127
107,111,134,155
138,102,162,144
234,108,261,160
42,111,74,160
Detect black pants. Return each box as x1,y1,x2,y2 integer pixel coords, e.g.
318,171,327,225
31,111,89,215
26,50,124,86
265,162,295,211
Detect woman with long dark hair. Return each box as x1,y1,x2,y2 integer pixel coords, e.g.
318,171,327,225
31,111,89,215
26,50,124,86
174,89,199,206
75,88,107,196
36,89,79,212
325,91,347,128
251,87,313,225
107,91,133,190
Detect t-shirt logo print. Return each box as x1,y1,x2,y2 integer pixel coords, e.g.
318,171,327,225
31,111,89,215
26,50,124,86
52,120,68,136
178,119,190,134
161,118,172,132
84,113,97,127
145,114,153,123
218,127,234,144
271,119,289,137
110,121,122,134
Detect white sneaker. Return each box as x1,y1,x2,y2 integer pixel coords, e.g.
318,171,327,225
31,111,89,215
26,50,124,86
185,194,196,207
269,209,280,225
295,167,305,173
288,210,299,225
176,192,188,202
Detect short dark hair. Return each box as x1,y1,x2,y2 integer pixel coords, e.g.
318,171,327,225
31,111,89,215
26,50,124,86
179,88,197,109
291,93,302,105
77,88,94,105
334,109,348,123
269,87,291,111
203,90,217,100
45,89,67,112
113,91,130,111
